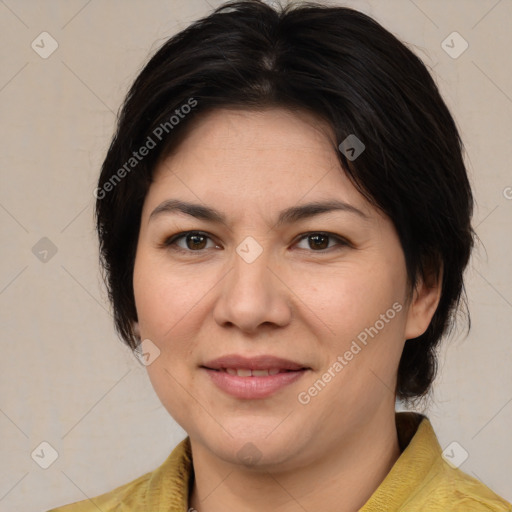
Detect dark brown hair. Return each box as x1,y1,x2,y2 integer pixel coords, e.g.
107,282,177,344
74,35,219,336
95,0,474,403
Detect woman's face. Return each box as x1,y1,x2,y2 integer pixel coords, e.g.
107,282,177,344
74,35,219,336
133,108,438,470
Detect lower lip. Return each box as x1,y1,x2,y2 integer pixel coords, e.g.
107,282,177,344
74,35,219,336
203,368,307,399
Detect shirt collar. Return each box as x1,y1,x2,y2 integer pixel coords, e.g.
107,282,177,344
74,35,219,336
147,411,433,511
360,411,439,511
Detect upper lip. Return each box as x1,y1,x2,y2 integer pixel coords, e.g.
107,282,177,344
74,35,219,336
202,355,307,371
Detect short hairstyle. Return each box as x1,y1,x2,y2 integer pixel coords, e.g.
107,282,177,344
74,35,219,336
95,0,474,404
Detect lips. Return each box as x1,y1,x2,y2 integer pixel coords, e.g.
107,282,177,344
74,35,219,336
201,354,309,399
202,354,306,372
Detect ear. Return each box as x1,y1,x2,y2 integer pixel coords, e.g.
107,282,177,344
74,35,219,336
404,266,443,340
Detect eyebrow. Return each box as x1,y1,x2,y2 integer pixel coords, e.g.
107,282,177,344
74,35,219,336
149,198,368,227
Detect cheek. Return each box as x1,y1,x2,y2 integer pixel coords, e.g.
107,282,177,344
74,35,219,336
303,268,407,411
145,360,198,435
133,250,209,340
308,259,409,395
134,254,204,417
303,262,406,336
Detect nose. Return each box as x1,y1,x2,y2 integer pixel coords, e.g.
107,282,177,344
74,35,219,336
212,245,292,334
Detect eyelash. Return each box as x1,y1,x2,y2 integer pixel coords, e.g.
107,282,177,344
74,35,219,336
160,230,351,254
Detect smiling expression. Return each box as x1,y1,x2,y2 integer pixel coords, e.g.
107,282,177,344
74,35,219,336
132,107,437,470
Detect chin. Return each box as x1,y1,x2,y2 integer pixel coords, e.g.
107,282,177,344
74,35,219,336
198,418,312,470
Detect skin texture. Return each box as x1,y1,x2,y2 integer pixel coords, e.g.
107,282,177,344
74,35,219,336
132,108,441,512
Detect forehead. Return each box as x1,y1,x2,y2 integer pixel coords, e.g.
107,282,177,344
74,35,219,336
178,107,334,149
146,108,374,220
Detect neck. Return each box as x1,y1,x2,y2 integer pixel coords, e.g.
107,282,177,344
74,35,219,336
189,408,400,512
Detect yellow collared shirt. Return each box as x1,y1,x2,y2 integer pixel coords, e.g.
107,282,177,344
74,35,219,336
48,412,511,511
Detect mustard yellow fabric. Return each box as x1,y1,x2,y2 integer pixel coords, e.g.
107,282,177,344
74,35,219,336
48,412,511,511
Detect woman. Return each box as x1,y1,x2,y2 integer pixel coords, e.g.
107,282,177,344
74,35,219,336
49,1,511,510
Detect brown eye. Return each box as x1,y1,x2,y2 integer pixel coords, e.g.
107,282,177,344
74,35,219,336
163,231,219,252
308,234,329,250
184,232,208,250
295,232,349,252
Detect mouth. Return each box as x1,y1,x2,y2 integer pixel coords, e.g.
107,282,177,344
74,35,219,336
202,354,308,372
201,354,310,399
207,368,299,377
